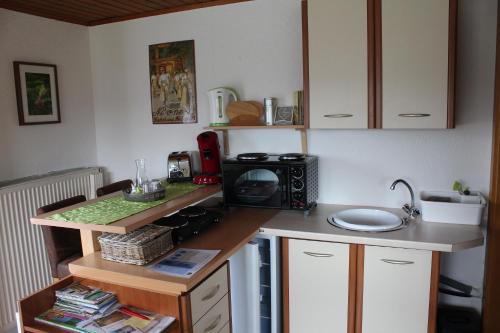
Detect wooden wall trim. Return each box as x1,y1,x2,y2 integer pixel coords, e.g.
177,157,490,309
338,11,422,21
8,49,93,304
348,244,358,333
367,1,376,129
355,245,365,333
301,0,310,129
88,0,251,26
447,0,458,128
373,0,383,129
282,238,290,333
427,252,440,333
483,1,500,331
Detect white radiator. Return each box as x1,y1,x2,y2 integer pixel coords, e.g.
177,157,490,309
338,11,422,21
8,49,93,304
0,167,103,331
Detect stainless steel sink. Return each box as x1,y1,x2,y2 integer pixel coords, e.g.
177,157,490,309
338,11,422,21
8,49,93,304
327,208,407,232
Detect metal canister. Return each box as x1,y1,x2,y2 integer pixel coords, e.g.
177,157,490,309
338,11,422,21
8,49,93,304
264,97,277,126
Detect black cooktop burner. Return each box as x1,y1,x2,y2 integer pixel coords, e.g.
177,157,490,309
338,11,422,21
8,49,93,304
154,206,222,244
156,215,189,229
178,206,207,218
279,153,306,161
237,153,269,161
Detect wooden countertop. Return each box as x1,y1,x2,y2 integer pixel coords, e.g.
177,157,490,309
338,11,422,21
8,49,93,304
261,203,484,252
31,185,222,234
69,201,278,295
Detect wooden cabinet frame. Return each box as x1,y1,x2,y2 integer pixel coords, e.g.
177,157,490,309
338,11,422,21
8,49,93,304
302,0,457,129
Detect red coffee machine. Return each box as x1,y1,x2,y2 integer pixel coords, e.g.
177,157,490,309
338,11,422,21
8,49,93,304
193,131,222,185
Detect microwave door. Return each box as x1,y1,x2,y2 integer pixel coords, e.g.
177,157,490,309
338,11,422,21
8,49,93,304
227,166,286,208
229,242,260,333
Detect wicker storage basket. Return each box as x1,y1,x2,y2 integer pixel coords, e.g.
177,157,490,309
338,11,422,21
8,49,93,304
98,224,173,265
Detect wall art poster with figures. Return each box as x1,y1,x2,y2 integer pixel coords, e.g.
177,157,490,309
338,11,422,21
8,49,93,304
149,40,197,124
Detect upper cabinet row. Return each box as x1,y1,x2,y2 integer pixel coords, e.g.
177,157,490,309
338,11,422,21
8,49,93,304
304,0,457,129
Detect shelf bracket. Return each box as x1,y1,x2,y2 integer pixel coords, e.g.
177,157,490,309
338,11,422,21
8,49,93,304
221,129,230,156
299,129,308,154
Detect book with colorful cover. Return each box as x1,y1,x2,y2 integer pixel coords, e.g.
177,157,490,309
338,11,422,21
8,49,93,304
54,297,118,316
35,308,90,333
84,306,175,333
56,283,116,305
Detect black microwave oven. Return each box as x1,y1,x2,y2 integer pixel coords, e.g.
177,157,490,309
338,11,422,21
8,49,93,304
222,154,319,211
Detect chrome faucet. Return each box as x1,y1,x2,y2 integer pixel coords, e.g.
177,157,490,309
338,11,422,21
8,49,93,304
390,179,420,218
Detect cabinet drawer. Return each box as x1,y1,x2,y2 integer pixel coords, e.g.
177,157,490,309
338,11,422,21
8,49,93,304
192,294,230,333
190,263,229,325
362,246,432,333
288,239,350,333
18,275,179,333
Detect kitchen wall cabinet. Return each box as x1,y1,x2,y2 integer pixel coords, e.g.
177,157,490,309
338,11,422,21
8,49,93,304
361,246,433,333
380,0,453,129
307,0,369,129
283,239,439,333
304,0,456,129
287,239,353,333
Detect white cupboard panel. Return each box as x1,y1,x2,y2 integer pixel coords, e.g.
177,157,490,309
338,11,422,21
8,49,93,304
381,0,450,129
362,246,432,333
308,0,368,129
289,239,350,333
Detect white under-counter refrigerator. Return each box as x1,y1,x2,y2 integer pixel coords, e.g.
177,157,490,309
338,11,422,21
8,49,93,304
229,234,281,333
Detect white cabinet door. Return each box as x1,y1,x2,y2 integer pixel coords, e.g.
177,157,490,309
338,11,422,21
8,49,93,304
289,239,350,333
362,246,432,333
381,0,450,128
308,0,368,129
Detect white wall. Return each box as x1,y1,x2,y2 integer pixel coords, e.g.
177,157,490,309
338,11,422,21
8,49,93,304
89,0,302,183
0,9,97,182
90,0,496,311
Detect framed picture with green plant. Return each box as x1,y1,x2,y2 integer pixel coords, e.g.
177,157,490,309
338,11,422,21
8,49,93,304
13,61,61,125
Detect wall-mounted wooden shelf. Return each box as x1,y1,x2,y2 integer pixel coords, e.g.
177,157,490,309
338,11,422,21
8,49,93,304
206,125,305,130
204,125,308,155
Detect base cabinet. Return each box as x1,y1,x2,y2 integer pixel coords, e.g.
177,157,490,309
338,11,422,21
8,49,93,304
361,246,433,333
287,239,351,333
284,239,439,333
18,263,231,333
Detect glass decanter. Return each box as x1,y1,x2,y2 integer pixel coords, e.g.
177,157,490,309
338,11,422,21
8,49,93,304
135,158,149,192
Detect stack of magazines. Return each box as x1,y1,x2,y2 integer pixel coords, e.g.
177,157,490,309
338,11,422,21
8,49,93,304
35,282,175,333
54,282,118,316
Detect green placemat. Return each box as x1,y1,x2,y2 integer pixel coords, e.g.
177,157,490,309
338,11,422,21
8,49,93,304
48,182,205,225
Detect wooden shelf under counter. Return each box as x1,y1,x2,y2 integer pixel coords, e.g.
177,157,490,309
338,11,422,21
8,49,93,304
18,276,180,333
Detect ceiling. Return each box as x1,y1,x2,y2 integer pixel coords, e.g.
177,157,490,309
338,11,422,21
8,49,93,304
0,0,249,26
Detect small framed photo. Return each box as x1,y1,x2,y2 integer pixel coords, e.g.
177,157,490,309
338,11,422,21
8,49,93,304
13,61,61,125
274,106,295,125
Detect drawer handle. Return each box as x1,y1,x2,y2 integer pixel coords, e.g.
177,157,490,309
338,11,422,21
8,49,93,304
304,251,334,258
324,114,353,118
381,259,415,265
201,284,221,301
204,314,222,332
398,113,431,118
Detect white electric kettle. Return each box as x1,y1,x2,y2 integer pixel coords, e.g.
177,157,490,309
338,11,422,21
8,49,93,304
207,87,238,126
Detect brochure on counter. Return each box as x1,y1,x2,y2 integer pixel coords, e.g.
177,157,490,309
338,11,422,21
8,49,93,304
149,248,221,278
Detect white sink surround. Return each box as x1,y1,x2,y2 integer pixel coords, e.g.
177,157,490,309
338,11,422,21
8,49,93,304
261,203,483,252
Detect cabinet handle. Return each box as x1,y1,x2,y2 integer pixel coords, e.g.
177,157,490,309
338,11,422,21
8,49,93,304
381,259,414,265
201,284,221,301
204,314,222,332
398,113,431,118
304,251,334,258
324,114,353,118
